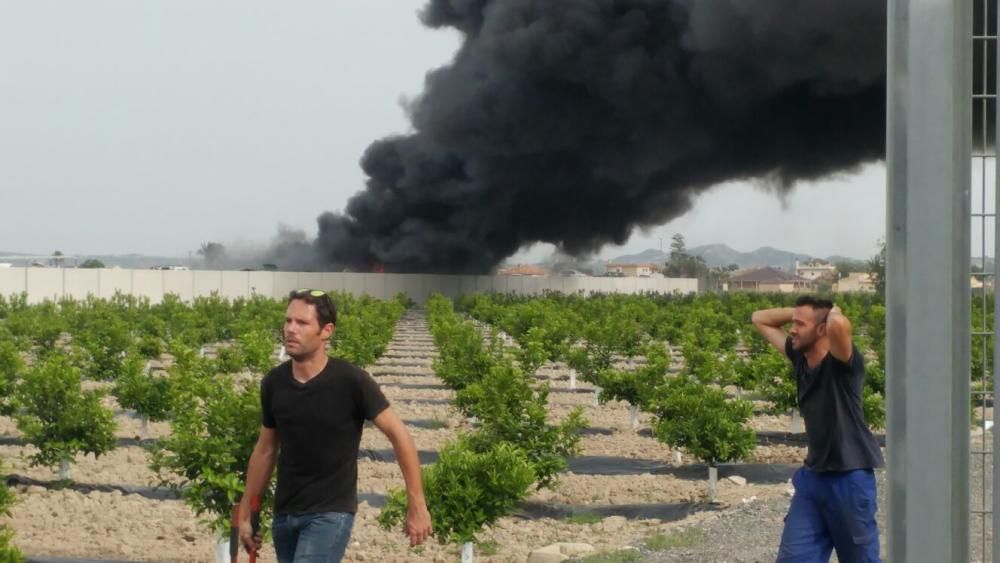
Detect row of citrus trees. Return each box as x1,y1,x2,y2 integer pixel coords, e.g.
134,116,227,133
0,291,407,552
377,294,585,559
458,291,889,430
463,294,763,492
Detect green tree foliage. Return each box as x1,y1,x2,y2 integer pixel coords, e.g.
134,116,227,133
646,376,756,465
744,348,797,415
868,239,886,299
663,233,708,279
401,294,586,545
597,344,671,408
14,352,117,473
428,296,502,391
0,457,24,562
150,370,270,534
0,336,23,416
331,295,405,367
457,362,585,489
378,439,535,545
74,306,132,381
113,355,173,423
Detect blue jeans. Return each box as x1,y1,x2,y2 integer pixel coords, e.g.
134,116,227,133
777,467,881,563
272,512,355,563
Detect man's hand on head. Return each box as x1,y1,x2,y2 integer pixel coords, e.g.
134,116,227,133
823,305,842,324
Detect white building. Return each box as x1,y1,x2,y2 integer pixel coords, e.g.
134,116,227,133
834,272,876,293
795,260,836,280
606,263,659,277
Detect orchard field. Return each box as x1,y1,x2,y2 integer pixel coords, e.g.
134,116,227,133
0,289,987,562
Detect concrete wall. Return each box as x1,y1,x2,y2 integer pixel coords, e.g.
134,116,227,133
1,268,699,304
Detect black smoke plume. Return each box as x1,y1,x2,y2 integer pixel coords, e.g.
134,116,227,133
313,0,886,274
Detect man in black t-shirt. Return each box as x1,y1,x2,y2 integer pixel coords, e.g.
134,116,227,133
237,290,431,562
753,295,883,563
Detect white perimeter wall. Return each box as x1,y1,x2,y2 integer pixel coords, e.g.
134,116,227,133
0,268,699,304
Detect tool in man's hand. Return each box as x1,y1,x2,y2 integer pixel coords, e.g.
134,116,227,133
230,496,261,563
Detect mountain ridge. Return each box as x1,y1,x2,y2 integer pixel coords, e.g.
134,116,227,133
608,244,867,272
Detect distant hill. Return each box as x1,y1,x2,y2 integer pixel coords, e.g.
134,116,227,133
0,251,187,269
610,244,866,272
83,254,190,269
825,254,866,265
607,248,668,264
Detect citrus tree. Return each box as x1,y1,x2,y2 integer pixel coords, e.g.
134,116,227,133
13,351,117,480
378,439,535,546
149,367,271,535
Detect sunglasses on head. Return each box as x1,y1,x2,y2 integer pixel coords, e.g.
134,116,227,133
293,289,327,297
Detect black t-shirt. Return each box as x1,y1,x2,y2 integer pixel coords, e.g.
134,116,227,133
785,337,884,472
261,358,390,514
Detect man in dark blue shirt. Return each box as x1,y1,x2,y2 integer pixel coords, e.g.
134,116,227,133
753,295,883,563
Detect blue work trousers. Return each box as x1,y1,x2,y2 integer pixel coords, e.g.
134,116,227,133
776,467,881,563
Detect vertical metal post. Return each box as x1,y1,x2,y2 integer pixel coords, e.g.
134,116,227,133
972,1,1000,560
992,0,1000,559
994,87,1000,559
887,0,972,562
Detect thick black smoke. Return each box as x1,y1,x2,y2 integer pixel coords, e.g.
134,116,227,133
314,0,886,274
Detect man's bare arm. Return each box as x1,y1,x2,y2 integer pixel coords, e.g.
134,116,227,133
237,426,278,553
824,306,854,363
373,407,432,546
751,307,794,357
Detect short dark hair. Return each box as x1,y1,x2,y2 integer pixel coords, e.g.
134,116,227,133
287,290,337,327
795,295,834,310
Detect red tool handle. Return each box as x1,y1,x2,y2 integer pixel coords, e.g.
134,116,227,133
229,496,262,563
249,496,261,563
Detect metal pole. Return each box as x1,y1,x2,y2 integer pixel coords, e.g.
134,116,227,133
886,0,971,562
994,108,1000,562
993,1,1000,557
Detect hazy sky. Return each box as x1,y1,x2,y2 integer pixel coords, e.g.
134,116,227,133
0,1,888,263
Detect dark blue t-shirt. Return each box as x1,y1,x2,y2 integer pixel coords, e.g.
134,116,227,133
786,337,884,472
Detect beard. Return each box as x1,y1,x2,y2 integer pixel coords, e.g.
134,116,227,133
792,335,817,352
285,340,324,362
287,349,309,362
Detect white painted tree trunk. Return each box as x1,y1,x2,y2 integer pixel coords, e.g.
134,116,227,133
461,542,474,563
199,346,206,358
791,410,803,433
593,386,601,406
143,361,152,376
673,450,682,465
628,405,639,429
214,532,229,563
279,344,288,362
708,466,718,502
140,416,149,441
58,458,70,480
569,369,577,390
